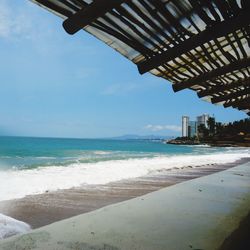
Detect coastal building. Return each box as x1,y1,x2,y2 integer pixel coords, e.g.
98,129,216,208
188,121,197,138
197,114,209,129
181,114,210,138
182,116,189,137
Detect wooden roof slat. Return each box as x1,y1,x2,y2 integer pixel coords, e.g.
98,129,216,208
114,6,165,48
152,0,194,40
225,0,241,16
237,104,250,110
136,0,178,46
232,31,248,59
238,106,250,111
198,78,250,98
109,9,163,53
223,96,250,108
188,0,217,26
137,10,250,74
211,87,250,104
173,57,250,92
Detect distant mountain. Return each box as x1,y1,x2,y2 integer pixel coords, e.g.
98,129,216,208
110,134,173,140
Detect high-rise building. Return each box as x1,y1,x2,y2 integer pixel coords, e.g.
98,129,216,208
196,114,209,128
188,121,197,137
182,114,210,138
182,116,189,137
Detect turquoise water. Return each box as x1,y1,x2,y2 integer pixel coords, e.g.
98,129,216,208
0,136,232,170
0,136,249,201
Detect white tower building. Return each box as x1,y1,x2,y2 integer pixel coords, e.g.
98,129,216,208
197,114,210,128
182,116,189,137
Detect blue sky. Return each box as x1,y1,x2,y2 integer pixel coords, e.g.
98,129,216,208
0,0,247,138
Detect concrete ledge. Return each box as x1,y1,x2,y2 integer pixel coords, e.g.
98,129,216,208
0,163,250,250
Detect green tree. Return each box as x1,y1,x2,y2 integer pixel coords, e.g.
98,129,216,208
215,122,223,135
198,124,209,138
207,117,215,136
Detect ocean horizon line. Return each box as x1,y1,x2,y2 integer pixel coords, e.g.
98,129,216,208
0,134,175,141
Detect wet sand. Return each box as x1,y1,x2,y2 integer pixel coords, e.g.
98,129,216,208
0,158,249,229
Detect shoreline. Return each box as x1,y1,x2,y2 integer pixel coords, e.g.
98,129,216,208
1,160,250,249
167,139,250,147
0,157,249,230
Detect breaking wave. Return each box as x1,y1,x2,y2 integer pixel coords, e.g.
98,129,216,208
0,150,249,202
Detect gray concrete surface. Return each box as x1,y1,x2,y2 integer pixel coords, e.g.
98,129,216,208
0,162,250,250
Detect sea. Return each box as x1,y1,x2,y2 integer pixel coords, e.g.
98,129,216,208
0,135,250,239
0,136,249,202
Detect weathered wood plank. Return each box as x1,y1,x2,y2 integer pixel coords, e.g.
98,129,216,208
173,58,250,92
63,0,126,34
137,10,250,74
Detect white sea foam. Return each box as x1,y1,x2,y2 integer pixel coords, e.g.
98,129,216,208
93,151,111,155
186,144,211,147
0,214,31,239
0,151,249,202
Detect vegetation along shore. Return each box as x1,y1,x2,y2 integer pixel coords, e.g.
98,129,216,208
167,118,250,147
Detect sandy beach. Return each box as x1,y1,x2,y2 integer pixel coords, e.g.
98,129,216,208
0,157,249,230
1,160,250,250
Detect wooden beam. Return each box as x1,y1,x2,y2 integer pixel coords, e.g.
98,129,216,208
236,104,250,110
197,78,250,98
172,57,250,92
237,105,250,110
211,87,250,104
63,0,125,35
223,96,250,108
137,9,250,74
231,102,250,109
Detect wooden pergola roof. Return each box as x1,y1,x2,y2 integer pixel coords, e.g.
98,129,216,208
31,0,250,115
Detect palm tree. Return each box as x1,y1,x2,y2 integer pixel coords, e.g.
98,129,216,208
207,117,215,136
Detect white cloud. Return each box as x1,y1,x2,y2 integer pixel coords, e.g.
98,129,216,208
0,0,101,58
144,124,181,132
0,2,11,38
0,1,71,58
0,1,33,39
